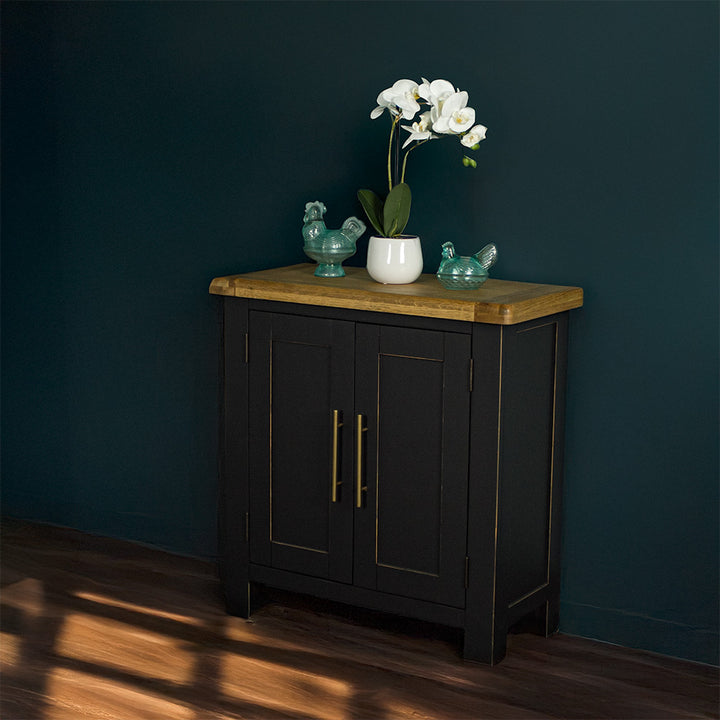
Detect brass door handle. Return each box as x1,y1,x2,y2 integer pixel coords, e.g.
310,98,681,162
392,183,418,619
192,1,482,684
356,414,367,508
331,410,343,503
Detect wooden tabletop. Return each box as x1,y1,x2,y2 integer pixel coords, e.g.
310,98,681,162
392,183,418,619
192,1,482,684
209,264,583,325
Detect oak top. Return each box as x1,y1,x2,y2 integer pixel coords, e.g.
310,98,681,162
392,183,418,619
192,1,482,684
209,264,583,325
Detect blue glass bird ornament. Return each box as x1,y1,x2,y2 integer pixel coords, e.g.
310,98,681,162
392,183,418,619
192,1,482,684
436,241,498,289
302,201,366,277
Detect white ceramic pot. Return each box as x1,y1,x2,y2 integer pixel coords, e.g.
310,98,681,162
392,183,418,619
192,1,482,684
366,235,424,284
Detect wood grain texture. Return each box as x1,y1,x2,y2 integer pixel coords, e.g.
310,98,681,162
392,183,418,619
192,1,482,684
208,264,584,325
2,519,717,720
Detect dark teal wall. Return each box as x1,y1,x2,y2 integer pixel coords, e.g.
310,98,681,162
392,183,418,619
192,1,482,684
2,1,717,665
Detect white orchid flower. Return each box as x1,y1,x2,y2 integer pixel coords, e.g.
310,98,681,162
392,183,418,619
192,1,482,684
461,124,488,147
448,106,476,133
431,91,475,134
418,78,456,108
371,79,420,120
371,86,402,119
401,111,436,149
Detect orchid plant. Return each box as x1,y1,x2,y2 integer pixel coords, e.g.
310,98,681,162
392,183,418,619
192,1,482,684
358,78,487,238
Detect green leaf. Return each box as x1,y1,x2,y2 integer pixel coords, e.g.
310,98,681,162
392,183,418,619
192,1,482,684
357,189,385,236
382,182,411,237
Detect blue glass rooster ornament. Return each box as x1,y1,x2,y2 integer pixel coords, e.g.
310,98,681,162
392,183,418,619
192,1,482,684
302,201,366,277
436,241,498,289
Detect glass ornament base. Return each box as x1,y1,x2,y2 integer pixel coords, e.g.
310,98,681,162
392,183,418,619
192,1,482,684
303,246,356,278
314,262,346,278
436,273,489,290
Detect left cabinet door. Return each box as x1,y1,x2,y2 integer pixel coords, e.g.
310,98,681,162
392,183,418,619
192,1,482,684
248,311,355,583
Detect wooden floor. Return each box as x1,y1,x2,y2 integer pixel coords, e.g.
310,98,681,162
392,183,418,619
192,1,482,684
1,520,717,720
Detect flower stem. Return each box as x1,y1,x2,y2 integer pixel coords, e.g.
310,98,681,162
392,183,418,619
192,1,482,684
400,139,430,184
387,116,399,191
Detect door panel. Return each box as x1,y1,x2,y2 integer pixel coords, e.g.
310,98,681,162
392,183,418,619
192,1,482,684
248,312,354,583
270,339,331,551
354,324,470,608
376,353,444,576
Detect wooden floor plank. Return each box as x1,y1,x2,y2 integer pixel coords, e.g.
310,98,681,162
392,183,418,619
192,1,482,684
1,519,717,720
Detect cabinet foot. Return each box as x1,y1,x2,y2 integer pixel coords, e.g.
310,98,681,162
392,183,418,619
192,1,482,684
546,597,560,635
462,626,507,665
512,599,560,638
224,581,261,619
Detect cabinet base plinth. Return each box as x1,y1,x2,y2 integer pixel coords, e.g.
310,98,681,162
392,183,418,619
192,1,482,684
247,564,465,628
229,567,559,665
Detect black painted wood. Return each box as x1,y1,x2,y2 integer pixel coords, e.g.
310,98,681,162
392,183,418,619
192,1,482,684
247,298,472,335
219,298,250,617
501,321,557,605
248,311,355,583
547,314,569,634
249,564,466,629
464,322,505,664
500,314,568,638
354,325,470,608
218,297,573,664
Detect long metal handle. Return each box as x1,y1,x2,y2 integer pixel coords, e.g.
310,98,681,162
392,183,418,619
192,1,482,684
331,410,343,503
356,414,367,508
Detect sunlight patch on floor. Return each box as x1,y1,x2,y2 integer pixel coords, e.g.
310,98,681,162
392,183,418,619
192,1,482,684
2,577,45,616
221,614,320,651
45,667,196,720
220,652,351,720
56,613,195,685
0,631,21,666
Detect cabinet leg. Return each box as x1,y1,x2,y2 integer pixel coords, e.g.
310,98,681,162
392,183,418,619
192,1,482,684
463,620,507,665
515,599,560,638
224,580,266,619
225,574,271,620
546,596,560,636
224,580,251,619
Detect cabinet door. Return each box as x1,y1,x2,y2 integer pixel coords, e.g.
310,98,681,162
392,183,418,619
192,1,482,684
354,325,470,608
248,312,354,583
